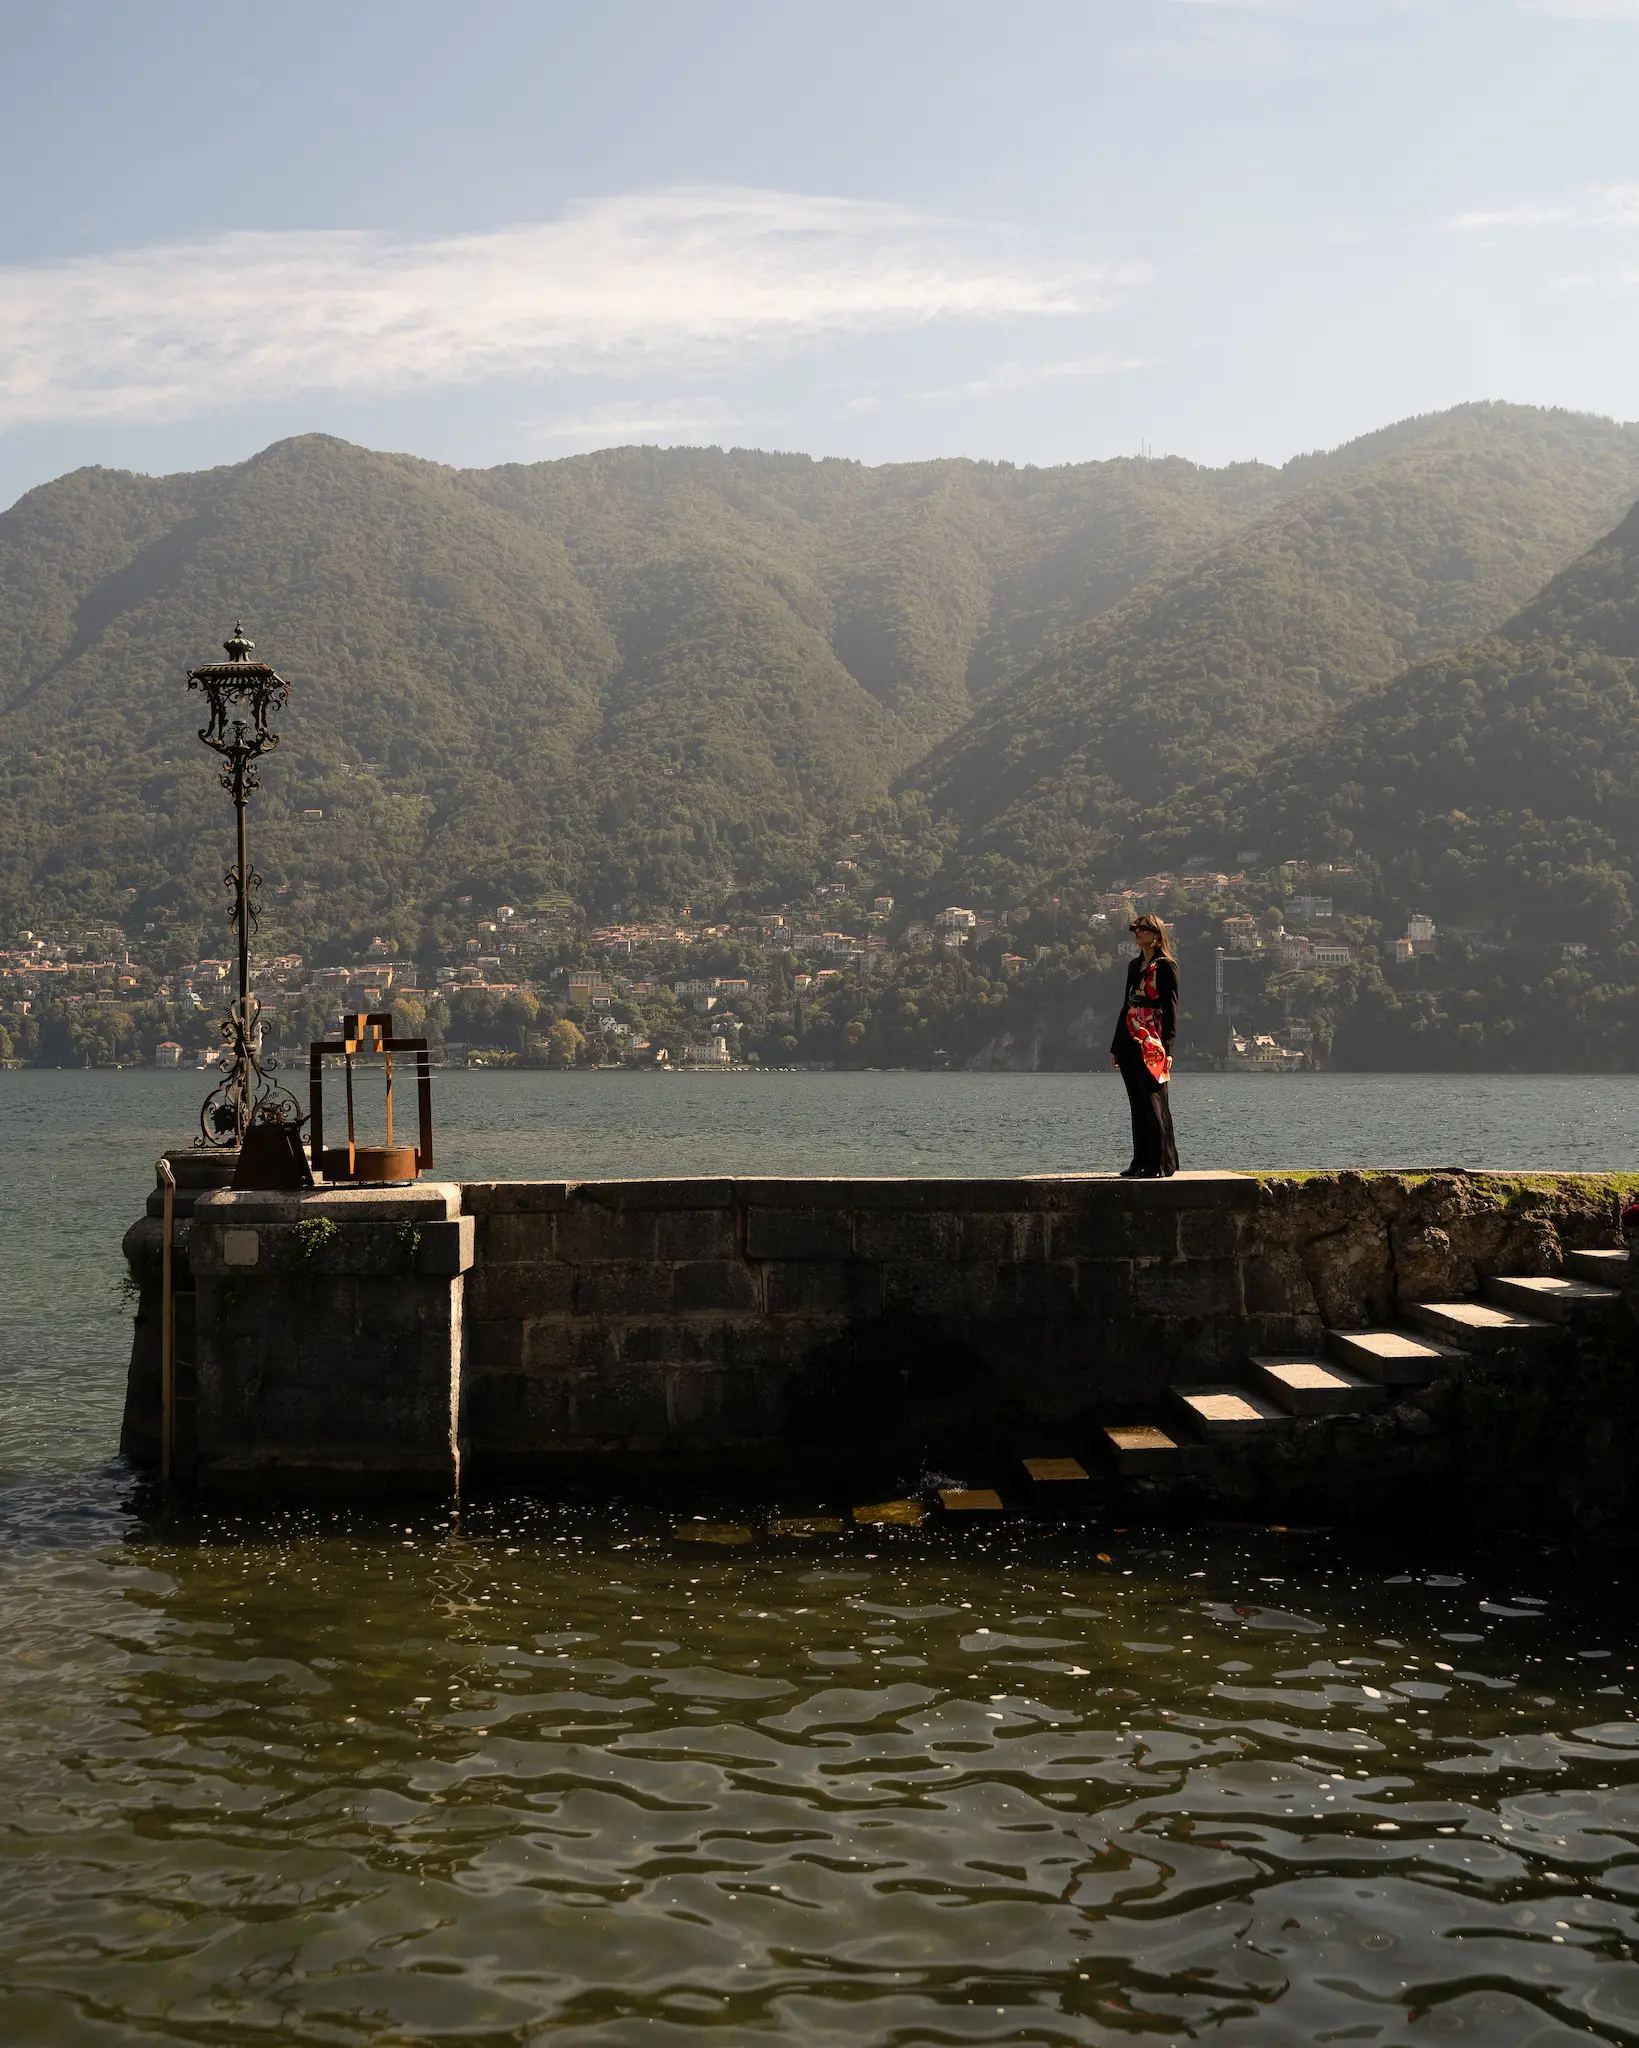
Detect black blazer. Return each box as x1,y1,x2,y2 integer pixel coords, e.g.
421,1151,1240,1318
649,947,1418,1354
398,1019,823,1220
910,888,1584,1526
1111,954,1179,1056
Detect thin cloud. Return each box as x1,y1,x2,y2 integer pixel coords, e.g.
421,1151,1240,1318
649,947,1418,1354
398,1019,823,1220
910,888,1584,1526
1443,184,1639,232
525,400,745,447
920,355,1149,402
0,187,1139,431
1552,263,1639,296
1522,0,1639,17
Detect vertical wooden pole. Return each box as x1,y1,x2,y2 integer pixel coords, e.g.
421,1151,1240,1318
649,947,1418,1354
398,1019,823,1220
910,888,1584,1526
157,1157,176,1483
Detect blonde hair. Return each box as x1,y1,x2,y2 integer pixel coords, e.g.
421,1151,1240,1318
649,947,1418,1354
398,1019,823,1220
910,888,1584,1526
1133,913,1175,962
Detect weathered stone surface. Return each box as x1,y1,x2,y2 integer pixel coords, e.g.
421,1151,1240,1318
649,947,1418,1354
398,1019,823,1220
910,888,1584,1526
1327,1328,1462,1385
1132,1257,1242,1318
673,1260,762,1313
553,1201,660,1264
879,1260,995,1318
855,1210,962,1263
1178,1209,1246,1260
1101,1425,1179,1474
992,1261,1077,1318
669,1367,766,1444
656,1208,740,1260
574,1261,675,1317
1250,1356,1384,1417
120,1167,1635,1504
574,1364,670,1441
186,1184,463,1492
1485,1274,1621,1322
521,1319,619,1374
745,1207,853,1260
1405,1299,1559,1355
1241,1249,1317,1319
1171,1386,1287,1435
619,1319,734,1365
468,1260,576,1319
766,1261,881,1317
469,1317,524,1374
1393,1224,1459,1300
465,1370,573,1444
416,1217,474,1276
961,1212,1050,1264
461,1182,572,1215
1569,1248,1629,1285
1046,1206,1165,1261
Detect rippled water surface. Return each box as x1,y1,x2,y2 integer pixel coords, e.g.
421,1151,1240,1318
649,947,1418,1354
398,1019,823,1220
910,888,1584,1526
6,1485,1639,2045
4,1071,1639,2042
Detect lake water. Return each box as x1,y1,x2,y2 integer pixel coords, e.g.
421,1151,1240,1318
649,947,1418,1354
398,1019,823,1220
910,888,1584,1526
3,1069,1639,2044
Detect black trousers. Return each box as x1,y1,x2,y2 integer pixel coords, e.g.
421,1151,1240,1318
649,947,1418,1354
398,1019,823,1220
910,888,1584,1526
1115,1037,1179,1176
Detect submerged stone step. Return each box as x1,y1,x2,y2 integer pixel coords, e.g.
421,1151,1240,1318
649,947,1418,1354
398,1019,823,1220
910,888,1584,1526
1021,1456,1089,1483
1249,1355,1386,1417
1485,1273,1622,1321
1404,1299,1558,1354
1326,1327,1466,1385
1169,1385,1289,1438
1566,1248,1629,1286
1099,1424,1180,1475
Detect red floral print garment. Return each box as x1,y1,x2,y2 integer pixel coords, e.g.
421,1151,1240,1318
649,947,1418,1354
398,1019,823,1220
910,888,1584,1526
1125,958,1173,1084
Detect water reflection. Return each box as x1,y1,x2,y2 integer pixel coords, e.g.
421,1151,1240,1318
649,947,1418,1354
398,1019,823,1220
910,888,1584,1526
2,1481,1638,2043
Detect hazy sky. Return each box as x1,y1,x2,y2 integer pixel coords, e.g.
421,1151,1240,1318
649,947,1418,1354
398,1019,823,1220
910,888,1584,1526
2,0,1637,507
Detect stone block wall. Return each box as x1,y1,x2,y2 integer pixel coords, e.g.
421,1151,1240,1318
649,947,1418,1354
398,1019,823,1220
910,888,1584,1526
187,1184,469,1493
125,1166,1633,1493
456,1169,1631,1477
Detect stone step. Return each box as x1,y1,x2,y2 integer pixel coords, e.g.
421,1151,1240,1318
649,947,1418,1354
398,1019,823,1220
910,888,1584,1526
1020,1456,1090,1483
1485,1272,1622,1322
1404,1299,1558,1355
1169,1385,1290,1439
1327,1327,1466,1385
1099,1423,1182,1475
1567,1248,1629,1286
1248,1355,1386,1417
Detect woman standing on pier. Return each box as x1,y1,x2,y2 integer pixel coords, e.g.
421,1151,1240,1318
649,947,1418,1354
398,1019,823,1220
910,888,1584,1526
1111,914,1179,1177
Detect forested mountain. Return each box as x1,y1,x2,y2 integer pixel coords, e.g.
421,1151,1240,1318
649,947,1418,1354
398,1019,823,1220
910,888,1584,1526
1153,496,1639,946
906,405,1639,903
0,433,1281,939
1,403,1637,958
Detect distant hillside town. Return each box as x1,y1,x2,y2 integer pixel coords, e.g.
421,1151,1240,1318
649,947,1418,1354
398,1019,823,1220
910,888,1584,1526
4,847,1596,1074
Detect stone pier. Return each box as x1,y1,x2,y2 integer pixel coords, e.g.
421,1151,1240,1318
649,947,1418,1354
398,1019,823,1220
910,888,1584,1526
121,1166,1637,1515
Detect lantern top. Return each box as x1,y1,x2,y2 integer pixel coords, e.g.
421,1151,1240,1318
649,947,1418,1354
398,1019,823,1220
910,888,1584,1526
187,620,286,690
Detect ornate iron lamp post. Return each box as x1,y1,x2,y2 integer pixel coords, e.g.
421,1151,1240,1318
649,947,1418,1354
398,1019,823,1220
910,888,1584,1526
188,622,303,1147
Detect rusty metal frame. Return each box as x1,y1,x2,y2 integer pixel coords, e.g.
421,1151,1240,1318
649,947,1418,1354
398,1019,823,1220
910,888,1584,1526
308,1012,433,1178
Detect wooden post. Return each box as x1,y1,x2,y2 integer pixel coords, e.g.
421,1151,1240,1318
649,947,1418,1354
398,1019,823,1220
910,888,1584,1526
156,1157,176,1483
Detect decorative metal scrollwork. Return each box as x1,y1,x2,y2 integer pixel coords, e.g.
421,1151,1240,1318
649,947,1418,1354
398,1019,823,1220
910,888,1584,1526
225,859,264,947
198,995,306,1148
187,623,299,1151
189,621,289,798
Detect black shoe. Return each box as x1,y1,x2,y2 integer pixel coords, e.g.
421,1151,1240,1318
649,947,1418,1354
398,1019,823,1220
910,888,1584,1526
1118,1164,1143,1178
